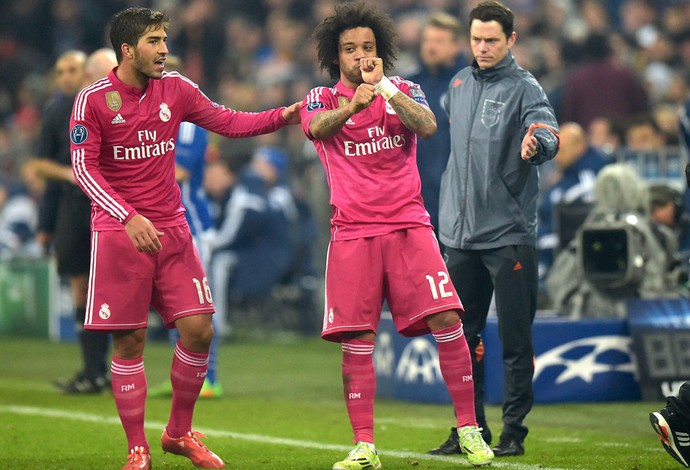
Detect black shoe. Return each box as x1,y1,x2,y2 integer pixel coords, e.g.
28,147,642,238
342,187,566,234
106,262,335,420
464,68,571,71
651,408,690,467
54,373,105,394
492,437,525,456
427,421,492,456
427,427,461,455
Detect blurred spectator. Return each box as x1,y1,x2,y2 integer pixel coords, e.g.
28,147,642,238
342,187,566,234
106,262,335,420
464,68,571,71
254,144,319,334
560,32,649,129
580,0,613,34
537,122,609,283
205,149,297,336
653,103,681,146
0,125,25,181
27,49,116,394
638,30,678,105
408,11,469,235
170,0,225,92
51,0,88,55
620,0,659,47
680,96,690,159
256,8,310,88
621,113,671,180
625,113,667,151
0,0,52,110
0,179,38,258
222,15,265,82
648,183,690,260
393,11,427,76
587,115,625,157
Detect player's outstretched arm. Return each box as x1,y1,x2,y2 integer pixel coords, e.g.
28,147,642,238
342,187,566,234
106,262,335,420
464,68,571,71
282,101,302,124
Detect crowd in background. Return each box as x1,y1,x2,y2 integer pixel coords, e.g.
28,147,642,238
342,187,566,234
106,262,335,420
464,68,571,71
3,0,690,322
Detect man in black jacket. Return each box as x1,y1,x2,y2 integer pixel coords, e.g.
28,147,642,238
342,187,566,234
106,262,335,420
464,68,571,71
27,48,117,393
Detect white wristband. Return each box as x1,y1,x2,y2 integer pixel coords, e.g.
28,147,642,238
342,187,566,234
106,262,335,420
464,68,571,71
374,76,400,101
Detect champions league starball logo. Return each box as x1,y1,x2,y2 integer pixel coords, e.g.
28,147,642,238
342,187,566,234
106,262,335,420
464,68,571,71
534,335,636,384
373,335,442,384
373,331,394,377
395,338,442,384
373,318,640,405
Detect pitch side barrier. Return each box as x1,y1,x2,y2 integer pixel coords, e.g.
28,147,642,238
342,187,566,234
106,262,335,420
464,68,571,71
375,300,690,404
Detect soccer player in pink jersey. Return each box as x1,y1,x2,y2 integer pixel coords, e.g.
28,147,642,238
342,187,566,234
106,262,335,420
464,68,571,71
300,3,493,469
68,7,300,470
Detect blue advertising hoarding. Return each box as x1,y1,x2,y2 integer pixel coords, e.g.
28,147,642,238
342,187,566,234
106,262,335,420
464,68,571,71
483,316,640,403
375,313,641,404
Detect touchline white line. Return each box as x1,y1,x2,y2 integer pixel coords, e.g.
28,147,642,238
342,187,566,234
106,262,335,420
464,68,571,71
0,405,580,470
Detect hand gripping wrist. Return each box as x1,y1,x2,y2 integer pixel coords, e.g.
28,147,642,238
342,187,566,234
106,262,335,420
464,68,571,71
374,76,400,101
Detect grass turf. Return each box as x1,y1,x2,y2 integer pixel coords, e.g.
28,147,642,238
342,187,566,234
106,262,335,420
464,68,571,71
0,335,678,469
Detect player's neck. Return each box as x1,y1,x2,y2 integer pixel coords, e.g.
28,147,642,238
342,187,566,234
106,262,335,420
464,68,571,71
115,63,150,91
340,77,362,90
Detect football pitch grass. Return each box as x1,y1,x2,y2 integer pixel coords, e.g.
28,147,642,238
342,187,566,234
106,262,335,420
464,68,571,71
0,335,678,469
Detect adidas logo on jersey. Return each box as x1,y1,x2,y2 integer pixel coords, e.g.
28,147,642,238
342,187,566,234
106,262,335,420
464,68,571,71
111,114,126,125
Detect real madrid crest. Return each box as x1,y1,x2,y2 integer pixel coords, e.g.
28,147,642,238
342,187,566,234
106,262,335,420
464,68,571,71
105,91,122,111
159,103,171,122
338,96,350,108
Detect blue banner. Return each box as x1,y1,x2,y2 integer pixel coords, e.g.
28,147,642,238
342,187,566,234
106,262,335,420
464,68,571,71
375,313,641,404
484,316,640,403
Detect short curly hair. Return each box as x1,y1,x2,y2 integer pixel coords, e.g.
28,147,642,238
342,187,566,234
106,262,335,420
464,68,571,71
312,2,398,80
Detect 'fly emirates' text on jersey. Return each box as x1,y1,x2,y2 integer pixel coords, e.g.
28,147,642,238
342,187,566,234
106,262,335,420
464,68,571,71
301,77,432,241
70,69,288,231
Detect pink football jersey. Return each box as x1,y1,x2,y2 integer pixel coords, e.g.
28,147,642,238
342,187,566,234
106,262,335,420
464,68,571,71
301,78,432,241
70,69,287,231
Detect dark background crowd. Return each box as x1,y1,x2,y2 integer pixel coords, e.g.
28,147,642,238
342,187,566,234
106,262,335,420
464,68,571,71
5,0,690,178
3,0,690,325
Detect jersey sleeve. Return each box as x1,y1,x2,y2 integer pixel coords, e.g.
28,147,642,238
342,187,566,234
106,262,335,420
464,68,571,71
391,76,430,108
70,93,137,225
520,75,560,165
175,74,288,138
300,86,336,140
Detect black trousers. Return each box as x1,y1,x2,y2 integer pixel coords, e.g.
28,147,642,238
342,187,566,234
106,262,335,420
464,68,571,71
445,245,537,440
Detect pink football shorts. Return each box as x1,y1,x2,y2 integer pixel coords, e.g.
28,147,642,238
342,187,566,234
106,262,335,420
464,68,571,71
322,226,463,342
84,224,215,330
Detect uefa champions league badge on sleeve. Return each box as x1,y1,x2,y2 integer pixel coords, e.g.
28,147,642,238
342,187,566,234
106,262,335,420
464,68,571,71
306,101,325,112
70,124,88,144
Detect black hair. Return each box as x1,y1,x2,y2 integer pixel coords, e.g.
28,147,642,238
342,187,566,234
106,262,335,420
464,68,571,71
109,8,170,63
312,2,398,80
469,1,514,38
582,33,612,61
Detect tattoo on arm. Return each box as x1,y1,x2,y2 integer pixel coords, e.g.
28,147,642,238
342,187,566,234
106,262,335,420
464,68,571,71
309,107,352,139
388,93,437,138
